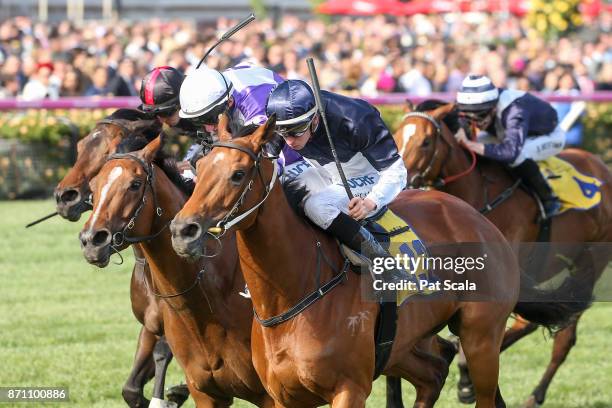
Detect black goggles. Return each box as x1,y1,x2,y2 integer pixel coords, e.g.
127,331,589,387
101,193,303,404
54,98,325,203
188,104,227,127
459,110,491,122
275,120,312,138
156,108,178,118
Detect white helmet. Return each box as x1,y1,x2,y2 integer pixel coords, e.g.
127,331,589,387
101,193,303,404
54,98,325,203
179,66,233,119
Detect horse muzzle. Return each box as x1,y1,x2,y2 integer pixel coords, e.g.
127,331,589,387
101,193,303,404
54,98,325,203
170,216,206,260
79,228,112,267
55,186,91,221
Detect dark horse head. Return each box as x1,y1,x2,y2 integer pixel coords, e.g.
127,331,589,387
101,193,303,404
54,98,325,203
54,109,161,221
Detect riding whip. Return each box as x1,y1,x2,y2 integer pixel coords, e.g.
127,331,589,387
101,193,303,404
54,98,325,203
306,58,354,201
25,211,58,228
196,13,256,69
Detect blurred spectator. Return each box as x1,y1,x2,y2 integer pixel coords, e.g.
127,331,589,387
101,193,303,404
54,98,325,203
60,68,86,96
84,67,111,96
398,59,432,96
108,57,138,96
553,71,585,147
21,62,60,100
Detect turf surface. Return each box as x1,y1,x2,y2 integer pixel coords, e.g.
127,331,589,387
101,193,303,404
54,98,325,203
1,199,610,407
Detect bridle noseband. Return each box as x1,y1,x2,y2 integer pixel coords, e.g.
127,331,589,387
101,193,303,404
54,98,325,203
207,141,278,236
103,153,167,247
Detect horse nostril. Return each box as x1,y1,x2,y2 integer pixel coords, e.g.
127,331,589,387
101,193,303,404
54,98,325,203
181,223,201,239
92,229,111,247
60,189,80,205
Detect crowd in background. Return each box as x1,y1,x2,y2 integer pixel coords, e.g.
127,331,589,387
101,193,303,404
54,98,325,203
1,13,611,100
0,12,610,144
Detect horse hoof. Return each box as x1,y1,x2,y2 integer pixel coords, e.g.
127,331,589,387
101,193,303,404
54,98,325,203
121,386,150,408
457,385,476,404
521,395,542,408
166,384,190,407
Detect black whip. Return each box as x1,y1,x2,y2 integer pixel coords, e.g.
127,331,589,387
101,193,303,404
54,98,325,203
306,58,353,200
196,13,256,69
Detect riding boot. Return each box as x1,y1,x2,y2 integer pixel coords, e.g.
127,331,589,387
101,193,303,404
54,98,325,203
327,212,410,286
513,159,561,219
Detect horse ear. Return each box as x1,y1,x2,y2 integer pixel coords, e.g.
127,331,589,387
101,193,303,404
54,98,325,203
218,112,231,142
431,103,455,120
251,114,277,149
140,133,164,163
405,100,414,113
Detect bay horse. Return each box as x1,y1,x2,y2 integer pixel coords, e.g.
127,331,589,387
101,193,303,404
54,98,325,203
171,114,526,408
393,100,611,407
62,111,455,407
53,109,186,407
78,134,277,407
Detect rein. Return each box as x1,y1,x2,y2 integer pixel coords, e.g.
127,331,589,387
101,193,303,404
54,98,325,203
405,112,520,213
404,111,477,188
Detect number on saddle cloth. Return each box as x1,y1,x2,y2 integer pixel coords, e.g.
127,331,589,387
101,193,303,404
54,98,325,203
537,157,603,214
366,207,438,305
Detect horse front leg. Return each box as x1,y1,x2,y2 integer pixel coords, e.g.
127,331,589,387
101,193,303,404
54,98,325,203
122,326,156,408
331,382,369,408
149,336,174,406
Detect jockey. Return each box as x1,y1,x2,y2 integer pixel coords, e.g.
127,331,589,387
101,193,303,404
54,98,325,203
266,79,409,285
178,62,283,141
455,74,565,219
139,66,201,172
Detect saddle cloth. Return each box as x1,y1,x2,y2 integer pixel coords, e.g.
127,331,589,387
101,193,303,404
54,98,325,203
538,156,603,215
341,207,438,306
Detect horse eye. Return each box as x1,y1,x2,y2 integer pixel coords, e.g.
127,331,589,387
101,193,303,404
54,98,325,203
129,180,143,191
231,170,246,185
421,138,432,148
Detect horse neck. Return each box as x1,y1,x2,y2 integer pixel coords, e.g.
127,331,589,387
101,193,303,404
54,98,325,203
237,169,340,320
138,167,218,312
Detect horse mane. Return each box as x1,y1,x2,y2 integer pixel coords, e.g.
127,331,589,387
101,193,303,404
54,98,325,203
115,136,195,197
415,99,461,134
281,177,309,219
104,108,162,141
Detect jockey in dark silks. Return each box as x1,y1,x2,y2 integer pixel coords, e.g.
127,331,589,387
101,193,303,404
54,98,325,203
455,74,565,219
139,66,201,177
266,79,409,285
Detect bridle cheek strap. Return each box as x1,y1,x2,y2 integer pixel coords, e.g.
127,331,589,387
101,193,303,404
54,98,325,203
219,159,279,231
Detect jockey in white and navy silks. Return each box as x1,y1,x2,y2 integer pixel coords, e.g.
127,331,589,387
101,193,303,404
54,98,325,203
179,62,283,141
455,74,565,218
266,79,409,286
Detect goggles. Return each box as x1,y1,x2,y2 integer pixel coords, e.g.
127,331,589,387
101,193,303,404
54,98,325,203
275,120,312,138
155,108,178,118
459,110,491,122
188,104,227,127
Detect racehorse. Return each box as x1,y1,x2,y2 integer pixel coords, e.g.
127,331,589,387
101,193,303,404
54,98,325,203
170,114,528,408
79,134,277,407
393,100,611,407
53,109,186,407
58,111,456,408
